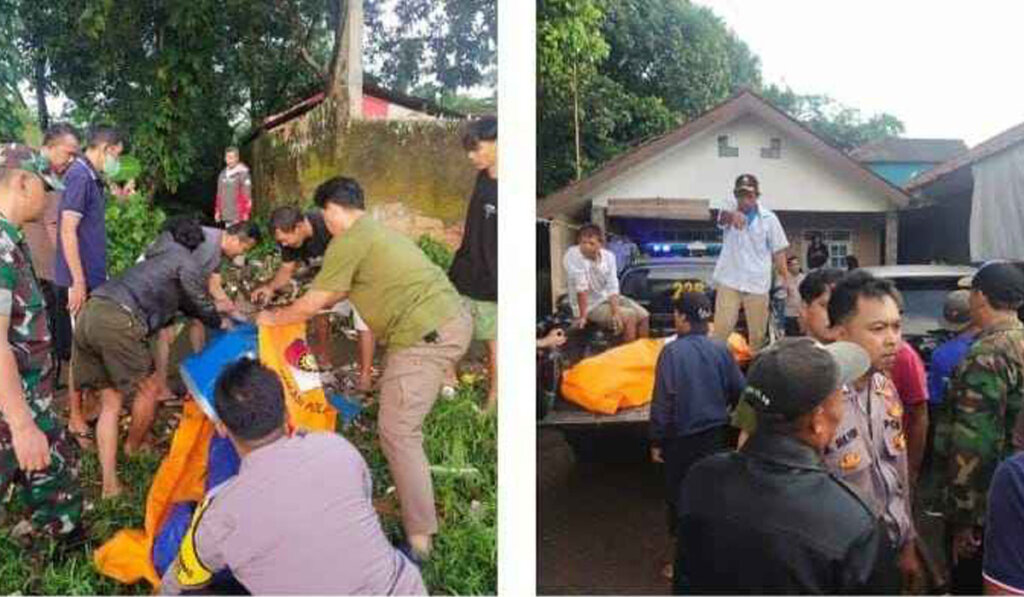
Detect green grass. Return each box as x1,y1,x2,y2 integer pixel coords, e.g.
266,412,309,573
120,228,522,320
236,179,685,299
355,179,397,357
347,382,498,595
0,383,496,595
0,450,162,595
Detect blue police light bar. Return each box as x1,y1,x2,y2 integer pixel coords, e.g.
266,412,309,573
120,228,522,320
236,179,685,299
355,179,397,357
641,241,723,257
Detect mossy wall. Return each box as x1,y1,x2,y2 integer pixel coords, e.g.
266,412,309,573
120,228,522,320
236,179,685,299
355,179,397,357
248,98,475,228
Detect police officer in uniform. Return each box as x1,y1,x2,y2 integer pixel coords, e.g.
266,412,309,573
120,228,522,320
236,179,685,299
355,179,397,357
827,270,925,592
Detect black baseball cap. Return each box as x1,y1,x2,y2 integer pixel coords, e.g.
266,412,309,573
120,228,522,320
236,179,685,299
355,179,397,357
941,290,971,332
673,291,713,324
743,338,870,420
734,173,759,194
971,262,1024,307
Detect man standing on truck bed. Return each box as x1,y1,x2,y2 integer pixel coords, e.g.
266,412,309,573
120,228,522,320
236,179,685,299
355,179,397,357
711,174,790,352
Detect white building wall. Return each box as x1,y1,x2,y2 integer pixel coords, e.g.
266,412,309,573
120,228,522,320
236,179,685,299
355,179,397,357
591,115,893,213
387,103,438,121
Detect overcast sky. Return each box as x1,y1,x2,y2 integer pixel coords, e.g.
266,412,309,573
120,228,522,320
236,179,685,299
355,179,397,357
692,0,1024,147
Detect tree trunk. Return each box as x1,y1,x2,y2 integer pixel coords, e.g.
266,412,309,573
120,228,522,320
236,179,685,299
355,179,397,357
33,53,49,132
572,62,582,181
327,0,364,121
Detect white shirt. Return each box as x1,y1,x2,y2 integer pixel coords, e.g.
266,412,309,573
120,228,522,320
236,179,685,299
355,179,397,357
785,273,805,317
712,199,790,295
564,245,619,317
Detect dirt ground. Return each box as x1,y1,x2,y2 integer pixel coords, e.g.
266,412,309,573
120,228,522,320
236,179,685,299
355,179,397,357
537,428,672,595
537,424,953,594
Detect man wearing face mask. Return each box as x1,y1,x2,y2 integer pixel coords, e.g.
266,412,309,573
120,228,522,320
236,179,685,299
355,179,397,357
55,126,124,446
0,145,84,545
711,174,790,352
11,124,80,379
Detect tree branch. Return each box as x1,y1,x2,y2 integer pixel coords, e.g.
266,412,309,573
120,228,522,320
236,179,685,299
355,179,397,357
299,46,324,75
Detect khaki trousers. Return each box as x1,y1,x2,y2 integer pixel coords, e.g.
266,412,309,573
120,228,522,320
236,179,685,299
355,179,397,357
378,308,472,536
712,285,770,351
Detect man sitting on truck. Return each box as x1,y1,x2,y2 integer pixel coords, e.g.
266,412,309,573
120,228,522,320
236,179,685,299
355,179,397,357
564,224,650,342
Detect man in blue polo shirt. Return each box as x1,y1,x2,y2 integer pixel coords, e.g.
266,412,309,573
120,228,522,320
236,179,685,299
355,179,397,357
923,290,978,494
56,126,123,443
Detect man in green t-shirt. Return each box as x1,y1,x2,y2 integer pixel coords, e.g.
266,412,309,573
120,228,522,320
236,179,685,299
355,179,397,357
255,176,472,561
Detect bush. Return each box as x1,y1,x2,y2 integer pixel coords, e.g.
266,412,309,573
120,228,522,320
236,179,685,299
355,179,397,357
418,234,455,271
105,194,167,277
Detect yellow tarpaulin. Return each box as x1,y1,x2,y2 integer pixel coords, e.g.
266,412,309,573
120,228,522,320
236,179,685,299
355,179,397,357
93,323,338,589
560,333,752,415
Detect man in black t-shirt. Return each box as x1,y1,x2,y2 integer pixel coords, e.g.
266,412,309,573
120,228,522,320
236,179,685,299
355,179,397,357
252,206,375,391
449,116,498,411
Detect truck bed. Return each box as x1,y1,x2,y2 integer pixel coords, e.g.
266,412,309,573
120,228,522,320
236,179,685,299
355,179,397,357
539,402,650,427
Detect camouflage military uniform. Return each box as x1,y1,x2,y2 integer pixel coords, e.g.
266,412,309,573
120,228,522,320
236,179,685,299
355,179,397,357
0,215,81,537
946,318,1024,527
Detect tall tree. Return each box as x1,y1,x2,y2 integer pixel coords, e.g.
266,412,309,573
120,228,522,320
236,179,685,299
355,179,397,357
762,84,905,150
600,0,761,119
538,0,609,180
365,0,497,94
0,0,30,140
13,0,496,205
537,0,756,195
537,0,905,197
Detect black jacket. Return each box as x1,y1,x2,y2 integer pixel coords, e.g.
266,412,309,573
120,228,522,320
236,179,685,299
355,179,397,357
93,233,222,335
449,171,497,301
676,432,899,595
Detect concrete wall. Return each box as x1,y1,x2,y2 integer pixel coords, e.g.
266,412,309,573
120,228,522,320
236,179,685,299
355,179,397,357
777,212,885,269
590,114,895,214
247,98,474,249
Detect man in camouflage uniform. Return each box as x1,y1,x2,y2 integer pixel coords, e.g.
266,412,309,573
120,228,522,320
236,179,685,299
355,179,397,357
945,262,1024,594
0,144,82,541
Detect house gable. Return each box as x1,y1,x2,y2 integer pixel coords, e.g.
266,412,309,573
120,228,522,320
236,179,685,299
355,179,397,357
593,113,895,214
539,90,910,219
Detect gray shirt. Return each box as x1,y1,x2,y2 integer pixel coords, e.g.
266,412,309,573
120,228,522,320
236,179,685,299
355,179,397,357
160,432,426,595
823,372,916,548
193,227,224,279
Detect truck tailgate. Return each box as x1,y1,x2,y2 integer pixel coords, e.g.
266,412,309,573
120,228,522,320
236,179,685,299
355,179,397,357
539,403,651,427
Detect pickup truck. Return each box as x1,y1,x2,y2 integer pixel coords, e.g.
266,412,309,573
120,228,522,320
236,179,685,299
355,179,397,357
538,259,976,460
537,256,721,460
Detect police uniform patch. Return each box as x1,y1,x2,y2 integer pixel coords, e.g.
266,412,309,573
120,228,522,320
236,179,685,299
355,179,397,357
176,496,215,588
839,451,862,471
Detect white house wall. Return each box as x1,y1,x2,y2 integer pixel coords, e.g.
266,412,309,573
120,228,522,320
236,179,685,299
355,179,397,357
590,115,893,213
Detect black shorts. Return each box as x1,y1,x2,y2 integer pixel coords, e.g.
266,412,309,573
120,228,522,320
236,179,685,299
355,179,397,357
52,285,74,362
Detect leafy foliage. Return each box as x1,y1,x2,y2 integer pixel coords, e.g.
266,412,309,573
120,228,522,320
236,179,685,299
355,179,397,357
105,195,167,277
365,0,497,94
600,0,761,118
537,0,905,196
538,0,756,195
417,234,455,271
762,84,905,151
11,0,495,212
0,0,30,141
